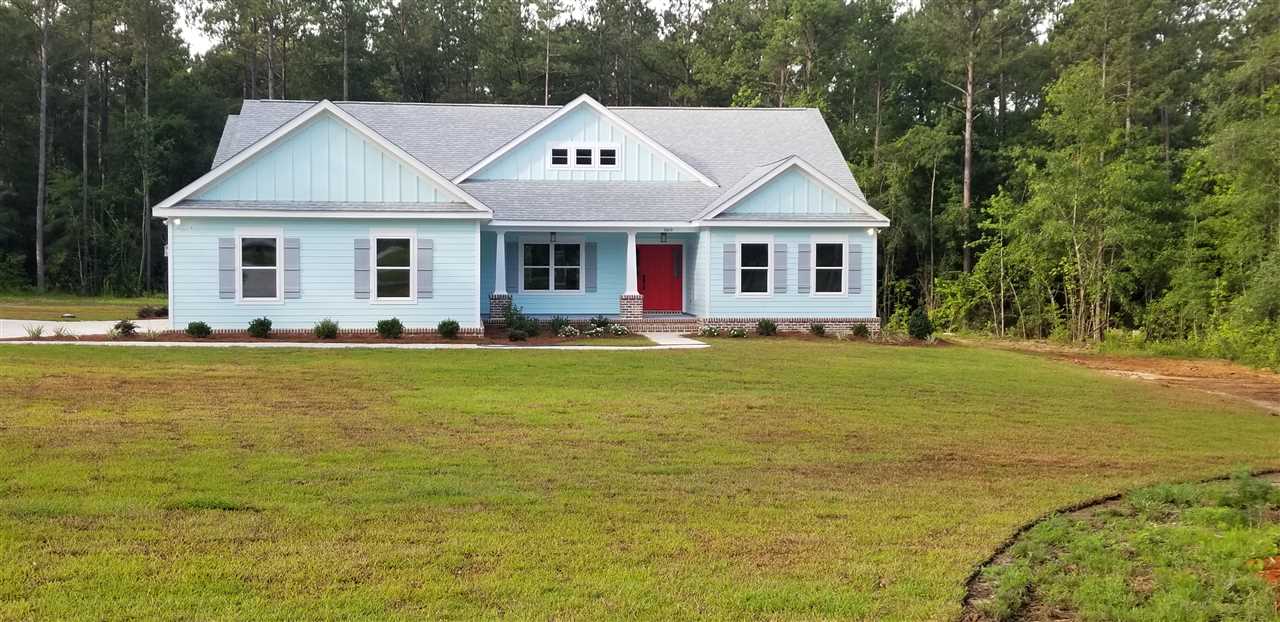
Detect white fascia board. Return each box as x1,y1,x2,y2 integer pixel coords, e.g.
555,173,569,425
694,219,891,228
453,94,718,188
695,156,890,224
153,208,492,220
155,100,493,215
486,220,697,231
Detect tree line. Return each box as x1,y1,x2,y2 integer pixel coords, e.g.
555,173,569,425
1,0,1277,359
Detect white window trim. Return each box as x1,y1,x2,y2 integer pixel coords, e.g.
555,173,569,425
370,228,417,304
546,141,622,172
595,143,622,170
235,227,283,304
519,238,585,294
548,142,573,170
811,236,848,296
735,236,773,297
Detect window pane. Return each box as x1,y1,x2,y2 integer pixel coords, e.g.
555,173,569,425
377,268,411,298
599,148,617,166
376,238,411,268
523,243,549,267
554,243,581,267
816,268,843,293
523,268,549,290
242,268,277,298
741,268,768,293
550,148,568,165
554,267,580,291
816,243,844,268
241,238,276,267
741,243,769,268
575,148,593,166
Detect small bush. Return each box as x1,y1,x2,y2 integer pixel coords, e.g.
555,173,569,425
589,315,612,329
728,327,748,338
585,326,605,337
113,319,139,337
503,304,540,337
508,329,528,342
608,323,630,336
141,329,164,341
756,319,778,336
437,319,460,339
376,318,404,339
557,325,580,338
850,323,871,339
23,325,44,339
247,317,272,338
907,308,934,340
51,325,75,339
137,305,168,319
186,321,213,338
549,316,571,334
809,323,826,337
313,318,339,339
699,325,723,337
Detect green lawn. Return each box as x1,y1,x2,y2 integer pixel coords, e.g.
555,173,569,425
560,334,655,346
1,341,1278,620
0,293,166,321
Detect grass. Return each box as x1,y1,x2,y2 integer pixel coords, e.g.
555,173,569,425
560,334,654,346
0,292,166,321
977,471,1280,620
0,341,1278,620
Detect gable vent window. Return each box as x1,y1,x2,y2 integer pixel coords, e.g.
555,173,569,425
575,148,593,166
548,142,621,171
550,147,569,166
598,148,618,168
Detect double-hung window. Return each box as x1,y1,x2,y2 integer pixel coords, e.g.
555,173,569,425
373,235,414,300
522,242,582,292
738,241,771,295
813,241,846,294
238,234,281,301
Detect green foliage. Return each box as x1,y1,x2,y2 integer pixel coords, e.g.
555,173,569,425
728,327,748,338
808,323,825,337
507,329,528,342
549,316,571,334
850,324,871,339
589,315,611,329
247,317,272,339
185,321,212,338
313,319,339,339
136,305,167,319
436,319,460,339
907,309,933,340
756,319,778,336
376,318,404,339
503,305,540,338
113,319,138,337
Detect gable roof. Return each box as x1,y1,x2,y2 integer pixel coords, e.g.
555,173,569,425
199,97,881,224
696,155,889,225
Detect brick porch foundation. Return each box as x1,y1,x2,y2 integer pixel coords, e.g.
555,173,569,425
618,294,644,320
488,293,512,323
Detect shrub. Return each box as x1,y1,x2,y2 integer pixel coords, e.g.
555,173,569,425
113,319,139,337
247,317,272,338
376,318,404,339
756,319,778,336
850,323,871,339
698,325,723,337
809,323,826,337
907,308,934,340
23,325,44,339
503,305,540,337
728,327,748,338
549,316,571,334
51,325,74,339
141,329,164,341
557,325,580,338
608,323,630,336
589,315,612,329
313,318,339,339
185,321,213,338
508,329,528,342
585,326,606,337
437,319,460,339
137,305,168,319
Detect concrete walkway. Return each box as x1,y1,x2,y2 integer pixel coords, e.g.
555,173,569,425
0,318,169,338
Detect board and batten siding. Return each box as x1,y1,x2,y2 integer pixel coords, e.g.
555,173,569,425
171,218,480,329
688,230,709,316
721,167,864,217
706,228,876,317
195,115,460,204
470,106,692,182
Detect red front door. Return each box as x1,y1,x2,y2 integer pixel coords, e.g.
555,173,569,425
637,245,683,312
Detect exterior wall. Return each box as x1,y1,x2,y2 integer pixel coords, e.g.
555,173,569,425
171,218,481,329
705,227,877,318
688,229,709,316
195,115,460,203
721,167,860,217
471,106,691,182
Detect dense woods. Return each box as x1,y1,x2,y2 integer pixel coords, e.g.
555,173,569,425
0,0,1277,360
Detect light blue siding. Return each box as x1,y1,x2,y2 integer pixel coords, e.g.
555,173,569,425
721,167,860,217
688,231,708,315
196,114,460,203
171,218,480,329
471,106,691,182
706,228,877,317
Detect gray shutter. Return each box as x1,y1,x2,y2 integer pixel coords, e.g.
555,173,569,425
722,244,736,294
797,243,811,294
284,238,301,299
505,240,518,291
218,238,235,299
584,242,598,293
417,238,434,299
354,238,370,299
848,244,863,294
773,244,787,294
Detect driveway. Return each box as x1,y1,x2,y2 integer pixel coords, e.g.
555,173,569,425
0,318,170,338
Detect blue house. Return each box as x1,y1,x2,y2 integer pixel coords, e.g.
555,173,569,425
155,95,889,334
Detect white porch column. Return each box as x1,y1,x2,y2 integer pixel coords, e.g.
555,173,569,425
493,230,508,295
624,230,639,296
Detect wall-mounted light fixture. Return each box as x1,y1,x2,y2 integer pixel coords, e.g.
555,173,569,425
549,232,557,243
660,232,668,243
174,218,182,226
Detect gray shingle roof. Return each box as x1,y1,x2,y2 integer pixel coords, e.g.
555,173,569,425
206,99,876,222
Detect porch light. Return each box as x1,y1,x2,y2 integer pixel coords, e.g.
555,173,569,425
660,232,668,243
174,218,182,226
550,232,557,243
866,228,876,237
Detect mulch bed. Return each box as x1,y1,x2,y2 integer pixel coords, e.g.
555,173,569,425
3,330,632,347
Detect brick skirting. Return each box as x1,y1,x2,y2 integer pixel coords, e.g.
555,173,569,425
618,294,645,320
697,317,881,335
199,326,486,337
488,293,512,323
